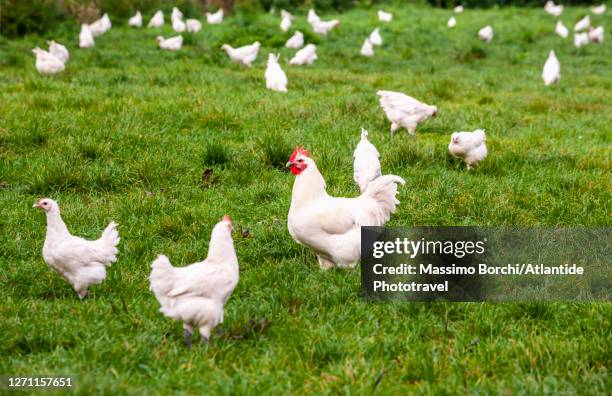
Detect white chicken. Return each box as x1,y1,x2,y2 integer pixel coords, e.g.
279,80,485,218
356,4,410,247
150,215,238,346
588,26,604,43
221,41,260,67
172,17,186,32
591,4,606,15
289,44,317,66
148,10,164,28
206,9,224,24
454,5,464,13
360,38,374,57
544,1,563,17
448,16,457,28
79,24,94,48
307,9,320,24
186,19,202,33
265,53,288,93
574,15,590,31
448,130,488,170
33,198,120,298
157,35,183,51
542,50,560,86
280,10,293,32
369,28,382,46
128,11,142,27
32,48,65,75
377,90,437,135
378,10,393,22
287,147,404,270
555,20,569,38
353,128,381,193
574,32,590,48
89,13,111,36
478,25,494,43
285,31,304,49
311,19,340,36
47,40,69,63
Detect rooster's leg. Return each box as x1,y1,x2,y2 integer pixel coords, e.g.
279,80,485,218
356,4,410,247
317,256,335,270
77,289,88,299
183,325,193,348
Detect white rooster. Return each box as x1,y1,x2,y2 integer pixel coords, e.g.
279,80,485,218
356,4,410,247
32,48,65,75
378,10,393,22
285,31,304,49
128,11,142,27
186,19,202,33
360,38,374,57
33,199,120,298
311,19,340,36
544,1,563,17
280,10,293,32
148,10,164,28
289,44,317,66
79,24,94,48
542,50,560,86
221,42,260,67
448,130,488,170
478,25,494,43
377,90,437,135
150,215,238,346
157,35,183,51
265,53,288,93
353,128,381,193
286,148,405,270
369,28,382,46
555,20,569,38
206,9,224,24
47,40,69,63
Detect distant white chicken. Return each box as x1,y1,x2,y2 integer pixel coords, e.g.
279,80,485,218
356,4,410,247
221,41,260,67
150,215,238,346
454,5,464,13
285,31,304,49
48,40,69,63
369,28,382,46
544,1,563,17
353,128,381,193
172,17,186,32
206,9,224,24
287,147,404,270
280,10,293,32
265,53,288,93
307,9,320,24
171,7,183,21
574,32,590,47
90,13,111,36
478,25,494,43
360,38,374,57
128,11,142,27
588,26,604,43
448,130,488,170
555,20,569,38
186,19,202,33
79,24,94,48
377,90,437,135
33,199,120,298
542,50,560,86
32,48,64,75
574,15,590,31
448,16,457,28
289,44,317,65
148,10,164,28
591,4,606,15
311,19,340,36
378,10,393,22
157,35,183,51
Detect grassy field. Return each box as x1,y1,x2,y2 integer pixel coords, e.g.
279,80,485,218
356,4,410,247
0,3,610,394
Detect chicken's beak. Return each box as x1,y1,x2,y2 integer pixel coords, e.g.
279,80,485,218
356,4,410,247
286,161,294,168
33,201,42,208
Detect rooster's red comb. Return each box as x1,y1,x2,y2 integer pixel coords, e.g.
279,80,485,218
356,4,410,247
289,146,310,162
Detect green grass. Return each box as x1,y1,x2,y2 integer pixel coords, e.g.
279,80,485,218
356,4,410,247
1,4,611,394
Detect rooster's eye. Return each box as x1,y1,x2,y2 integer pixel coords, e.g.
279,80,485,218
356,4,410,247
297,159,304,163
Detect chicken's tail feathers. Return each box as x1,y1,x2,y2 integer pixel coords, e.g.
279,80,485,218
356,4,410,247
101,221,120,247
360,128,368,140
362,175,406,225
473,129,486,143
150,255,176,300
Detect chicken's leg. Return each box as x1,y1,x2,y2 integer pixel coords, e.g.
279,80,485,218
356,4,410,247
317,255,335,270
183,325,193,348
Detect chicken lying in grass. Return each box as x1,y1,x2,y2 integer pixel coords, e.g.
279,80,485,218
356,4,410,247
377,90,437,135
33,199,120,298
221,42,261,67
157,35,183,51
448,129,488,169
287,147,404,270
150,215,238,347
353,128,381,193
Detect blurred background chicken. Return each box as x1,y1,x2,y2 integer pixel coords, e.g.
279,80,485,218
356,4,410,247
448,130,488,169
377,90,437,135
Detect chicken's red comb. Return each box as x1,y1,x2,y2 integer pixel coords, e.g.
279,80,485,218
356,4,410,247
289,147,310,162
222,214,232,224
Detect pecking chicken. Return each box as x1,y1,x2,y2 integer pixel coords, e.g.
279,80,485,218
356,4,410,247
377,90,437,135
221,42,261,67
